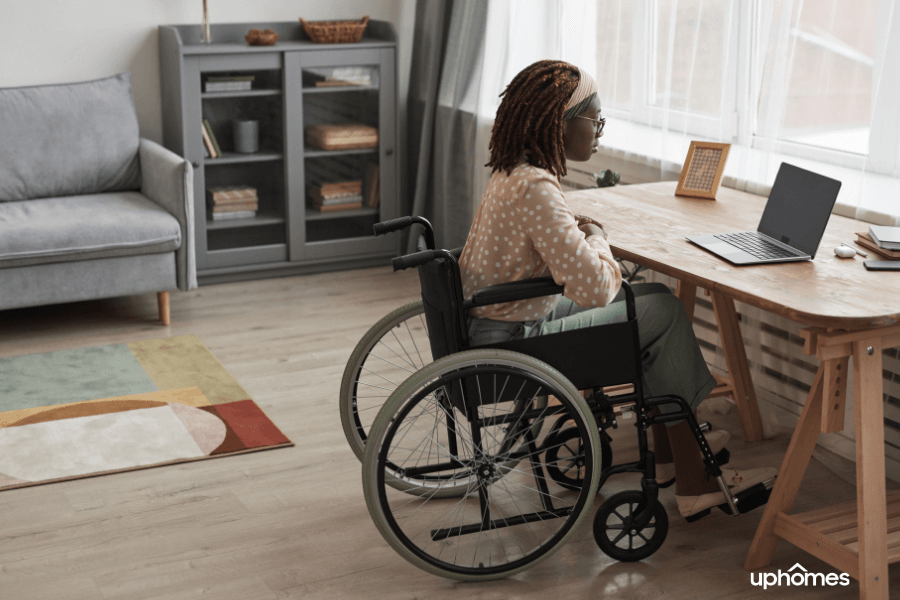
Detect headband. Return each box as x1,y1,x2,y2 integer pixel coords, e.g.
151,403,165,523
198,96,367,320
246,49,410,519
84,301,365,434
562,66,598,120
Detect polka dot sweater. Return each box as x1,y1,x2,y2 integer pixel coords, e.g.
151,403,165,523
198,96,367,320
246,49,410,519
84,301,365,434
460,163,622,322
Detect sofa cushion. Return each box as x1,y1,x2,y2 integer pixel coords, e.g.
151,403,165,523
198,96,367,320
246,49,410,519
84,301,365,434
0,192,181,269
0,73,141,202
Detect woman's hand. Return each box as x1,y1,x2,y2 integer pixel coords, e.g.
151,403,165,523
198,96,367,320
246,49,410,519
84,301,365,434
575,214,607,240
578,222,607,239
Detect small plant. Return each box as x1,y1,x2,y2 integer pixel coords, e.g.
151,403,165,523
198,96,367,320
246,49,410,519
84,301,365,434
593,169,645,282
595,170,621,188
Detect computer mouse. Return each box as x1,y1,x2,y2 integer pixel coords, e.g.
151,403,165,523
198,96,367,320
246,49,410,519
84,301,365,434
834,246,856,258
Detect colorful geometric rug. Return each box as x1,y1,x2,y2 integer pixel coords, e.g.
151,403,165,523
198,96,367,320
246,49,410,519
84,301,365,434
0,335,292,492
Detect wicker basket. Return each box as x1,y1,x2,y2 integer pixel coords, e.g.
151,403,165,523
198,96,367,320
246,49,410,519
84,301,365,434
306,124,378,151
300,16,369,44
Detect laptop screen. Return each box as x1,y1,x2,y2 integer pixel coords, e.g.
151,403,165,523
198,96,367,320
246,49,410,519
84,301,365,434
757,163,842,258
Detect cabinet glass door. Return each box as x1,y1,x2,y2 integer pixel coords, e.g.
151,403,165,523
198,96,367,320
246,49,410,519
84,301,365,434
193,53,289,269
291,49,396,261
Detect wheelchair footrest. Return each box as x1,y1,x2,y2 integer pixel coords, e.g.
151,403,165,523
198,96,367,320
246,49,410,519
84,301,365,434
718,479,776,516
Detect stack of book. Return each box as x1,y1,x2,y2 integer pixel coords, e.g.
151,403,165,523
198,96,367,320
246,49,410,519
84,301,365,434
308,181,363,212
205,75,254,93
207,186,258,221
856,226,900,260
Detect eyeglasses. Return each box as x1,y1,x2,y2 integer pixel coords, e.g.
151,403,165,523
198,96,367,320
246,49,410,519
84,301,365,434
576,114,606,135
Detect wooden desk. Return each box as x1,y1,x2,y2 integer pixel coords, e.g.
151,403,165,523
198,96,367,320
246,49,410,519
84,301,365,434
567,181,900,600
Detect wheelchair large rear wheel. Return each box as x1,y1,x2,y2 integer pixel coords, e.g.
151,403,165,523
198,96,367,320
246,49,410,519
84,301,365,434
342,303,546,499
340,301,431,461
363,349,601,581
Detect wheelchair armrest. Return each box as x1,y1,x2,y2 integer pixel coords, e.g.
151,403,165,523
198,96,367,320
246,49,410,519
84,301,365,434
467,277,564,308
467,278,637,320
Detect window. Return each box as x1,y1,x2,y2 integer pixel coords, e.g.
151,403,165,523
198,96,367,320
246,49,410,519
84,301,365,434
754,0,879,155
595,0,885,161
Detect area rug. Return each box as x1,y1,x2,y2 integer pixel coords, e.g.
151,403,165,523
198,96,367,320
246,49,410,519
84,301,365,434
0,335,292,492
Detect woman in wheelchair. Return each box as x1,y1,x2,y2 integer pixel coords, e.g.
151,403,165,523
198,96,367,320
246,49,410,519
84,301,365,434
459,59,776,521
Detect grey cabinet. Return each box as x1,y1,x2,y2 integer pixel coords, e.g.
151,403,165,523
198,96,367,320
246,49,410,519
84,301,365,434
159,21,399,283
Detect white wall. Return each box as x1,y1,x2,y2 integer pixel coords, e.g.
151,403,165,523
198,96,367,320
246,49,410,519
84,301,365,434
0,0,415,145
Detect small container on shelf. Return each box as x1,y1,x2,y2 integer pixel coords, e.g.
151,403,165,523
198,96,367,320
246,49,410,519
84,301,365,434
245,28,279,46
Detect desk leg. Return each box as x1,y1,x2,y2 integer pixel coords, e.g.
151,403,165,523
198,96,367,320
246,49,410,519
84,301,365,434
745,365,824,571
854,337,888,600
675,280,697,323
710,292,764,442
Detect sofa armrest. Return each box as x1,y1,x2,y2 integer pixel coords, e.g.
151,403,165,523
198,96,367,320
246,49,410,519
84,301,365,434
139,138,197,290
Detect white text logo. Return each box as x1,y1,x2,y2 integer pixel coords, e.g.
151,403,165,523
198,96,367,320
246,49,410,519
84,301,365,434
750,563,850,589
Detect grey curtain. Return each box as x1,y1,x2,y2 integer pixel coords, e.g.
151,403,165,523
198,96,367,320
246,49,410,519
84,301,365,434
406,0,489,252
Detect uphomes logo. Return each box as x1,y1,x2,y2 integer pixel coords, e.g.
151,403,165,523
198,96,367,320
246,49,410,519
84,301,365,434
751,563,851,589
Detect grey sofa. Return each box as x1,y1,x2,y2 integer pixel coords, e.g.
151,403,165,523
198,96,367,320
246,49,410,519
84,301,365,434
0,73,196,324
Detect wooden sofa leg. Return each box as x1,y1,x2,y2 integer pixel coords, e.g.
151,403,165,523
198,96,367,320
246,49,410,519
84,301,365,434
157,291,170,326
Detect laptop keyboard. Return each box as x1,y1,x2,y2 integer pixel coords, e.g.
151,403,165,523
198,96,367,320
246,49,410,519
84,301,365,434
714,231,803,260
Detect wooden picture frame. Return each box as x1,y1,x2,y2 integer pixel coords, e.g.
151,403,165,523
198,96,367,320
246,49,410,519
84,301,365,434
675,141,731,199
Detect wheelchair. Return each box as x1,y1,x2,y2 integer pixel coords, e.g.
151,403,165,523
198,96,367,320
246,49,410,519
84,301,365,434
356,216,775,581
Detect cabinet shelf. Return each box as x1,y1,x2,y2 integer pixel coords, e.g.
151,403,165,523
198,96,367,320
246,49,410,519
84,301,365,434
205,152,283,165
304,147,378,158
202,89,282,99
206,212,286,230
305,207,379,221
303,85,379,94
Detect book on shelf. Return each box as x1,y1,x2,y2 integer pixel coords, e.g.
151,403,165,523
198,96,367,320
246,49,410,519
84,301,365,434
201,124,217,158
210,201,259,213
868,225,900,250
206,81,253,92
308,181,362,200
205,75,254,93
856,232,900,259
207,185,258,204
308,202,363,213
363,163,380,208
310,194,363,206
207,75,255,82
305,67,373,87
203,119,223,157
208,209,257,221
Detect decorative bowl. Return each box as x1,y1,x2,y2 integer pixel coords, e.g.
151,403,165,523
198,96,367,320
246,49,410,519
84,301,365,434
245,29,279,46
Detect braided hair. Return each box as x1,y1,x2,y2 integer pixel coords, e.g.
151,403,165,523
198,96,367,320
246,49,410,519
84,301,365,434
486,60,581,178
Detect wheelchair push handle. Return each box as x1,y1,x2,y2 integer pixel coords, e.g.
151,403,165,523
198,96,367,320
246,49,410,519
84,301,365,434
391,248,458,272
392,249,434,272
373,216,436,250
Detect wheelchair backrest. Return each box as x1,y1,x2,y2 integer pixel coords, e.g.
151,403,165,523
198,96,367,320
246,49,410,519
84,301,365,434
417,256,469,361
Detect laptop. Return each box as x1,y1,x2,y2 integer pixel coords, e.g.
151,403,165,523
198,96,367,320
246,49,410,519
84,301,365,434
686,162,842,265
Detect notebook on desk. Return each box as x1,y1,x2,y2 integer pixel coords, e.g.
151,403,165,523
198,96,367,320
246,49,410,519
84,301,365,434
686,162,842,265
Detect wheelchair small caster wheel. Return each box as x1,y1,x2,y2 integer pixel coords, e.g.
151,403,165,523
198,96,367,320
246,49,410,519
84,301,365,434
593,490,668,562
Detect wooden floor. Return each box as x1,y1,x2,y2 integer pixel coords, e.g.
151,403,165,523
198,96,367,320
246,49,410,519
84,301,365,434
1,266,897,599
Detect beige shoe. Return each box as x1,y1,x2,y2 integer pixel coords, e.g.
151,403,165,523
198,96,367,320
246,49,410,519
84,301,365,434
676,466,778,521
656,429,732,486
703,429,731,454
